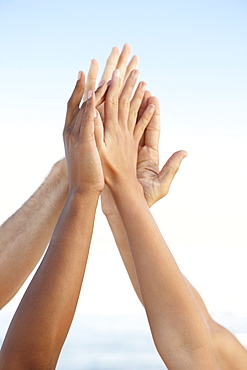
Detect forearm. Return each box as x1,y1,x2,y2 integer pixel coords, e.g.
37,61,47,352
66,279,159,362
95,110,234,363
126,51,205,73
0,160,68,308
106,212,143,302
0,191,99,370
111,180,218,369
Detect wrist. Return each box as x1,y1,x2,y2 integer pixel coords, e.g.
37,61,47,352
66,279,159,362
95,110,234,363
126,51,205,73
67,188,101,207
49,159,68,185
110,178,145,204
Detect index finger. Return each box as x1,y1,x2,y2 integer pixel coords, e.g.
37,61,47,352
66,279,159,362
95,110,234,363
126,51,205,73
143,97,161,149
100,47,120,84
83,59,99,102
116,43,132,80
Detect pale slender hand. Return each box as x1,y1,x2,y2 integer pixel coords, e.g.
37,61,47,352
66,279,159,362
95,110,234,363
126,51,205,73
101,91,187,214
100,43,139,85
83,59,99,102
95,69,155,187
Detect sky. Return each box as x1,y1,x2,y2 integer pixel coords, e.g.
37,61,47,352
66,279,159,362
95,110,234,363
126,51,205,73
0,0,247,324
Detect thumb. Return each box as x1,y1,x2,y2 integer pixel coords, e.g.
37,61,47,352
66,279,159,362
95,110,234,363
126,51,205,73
65,72,85,128
159,150,187,190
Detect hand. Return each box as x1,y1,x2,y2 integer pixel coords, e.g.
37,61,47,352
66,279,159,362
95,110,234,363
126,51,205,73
100,43,138,85
101,92,187,215
83,44,138,118
137,96,187,207
95,69,155,189
64,71,107,194
61,45,137,195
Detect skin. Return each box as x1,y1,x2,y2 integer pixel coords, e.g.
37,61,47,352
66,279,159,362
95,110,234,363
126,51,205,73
0,159,68,309
95,45,247,369
0,74,107,369
95,68,219,369
1,43,246,368
0,61,106,310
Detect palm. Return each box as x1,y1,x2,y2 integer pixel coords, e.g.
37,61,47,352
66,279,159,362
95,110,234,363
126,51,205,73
137,145,164,207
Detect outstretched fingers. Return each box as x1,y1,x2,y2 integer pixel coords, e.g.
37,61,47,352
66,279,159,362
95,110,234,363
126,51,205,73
134,104,156,143
143,97,161,150
100,47,120,83
104,69,121,131
124,55,139,83
79,91,97,137
94,110,104,149
128,80,147,131
65,71,85,129
116,43,132,80
139,90,153,146
94,80,108,107
118,69,140,125
83,59,99,102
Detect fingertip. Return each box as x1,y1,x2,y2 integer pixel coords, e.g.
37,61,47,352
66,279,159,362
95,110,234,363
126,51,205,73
133,69,140,78
140,81,147,91
76,71,85,86
180,150,188,159
132,55,139,62
123,43,132,52
147,103,156,113
145,90,152,98
112,46,120,53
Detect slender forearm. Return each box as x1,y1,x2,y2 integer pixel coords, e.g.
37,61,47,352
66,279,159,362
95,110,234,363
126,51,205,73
0,191,99,370
106,213,143,303
111,181,218,369
106,212,213,318
0,161,68,308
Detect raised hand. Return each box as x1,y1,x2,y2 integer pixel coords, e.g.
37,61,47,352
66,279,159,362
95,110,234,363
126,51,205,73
137,95,187,207
95,70,219,370
100,43,138,85
95,69,155,189
101,90,187,215
64,71,107,194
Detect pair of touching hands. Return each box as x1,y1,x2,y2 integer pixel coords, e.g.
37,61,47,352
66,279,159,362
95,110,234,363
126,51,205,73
64,44,187,208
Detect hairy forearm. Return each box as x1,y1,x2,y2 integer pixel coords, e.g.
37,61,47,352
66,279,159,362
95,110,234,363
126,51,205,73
110,181,218,369
0,160,68,308
0,191,99,370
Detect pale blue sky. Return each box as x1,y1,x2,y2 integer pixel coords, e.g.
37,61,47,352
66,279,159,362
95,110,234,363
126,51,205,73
0,0,247,320
0,0,246,135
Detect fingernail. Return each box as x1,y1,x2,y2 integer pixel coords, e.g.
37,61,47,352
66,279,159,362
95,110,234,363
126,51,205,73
88,90,93,99
133,69,139,78
115,69,120,77
99,80,105,87
148,104,155,112
141,82,147,91
77,71,82,81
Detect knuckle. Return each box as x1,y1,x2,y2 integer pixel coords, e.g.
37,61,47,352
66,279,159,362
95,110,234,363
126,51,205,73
130,108,138,120
120,96,130,109
109,96,118,107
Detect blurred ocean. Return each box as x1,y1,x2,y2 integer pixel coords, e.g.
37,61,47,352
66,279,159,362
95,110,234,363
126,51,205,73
1,310,247,369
